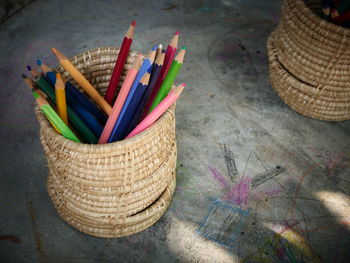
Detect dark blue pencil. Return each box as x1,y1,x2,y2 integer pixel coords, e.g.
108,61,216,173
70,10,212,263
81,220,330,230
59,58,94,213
108,72,151,142
37,60,107,124
126,50,165,134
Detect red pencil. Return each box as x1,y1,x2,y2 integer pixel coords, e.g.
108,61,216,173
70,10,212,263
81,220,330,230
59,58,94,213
143,31,179,116
104,20,136,105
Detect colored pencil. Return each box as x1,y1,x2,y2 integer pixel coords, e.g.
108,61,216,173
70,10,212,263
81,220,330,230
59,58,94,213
109,72,151,142
27,72,98,143
126,83,185,138
163,31,180,71
51,48,112,115
107,46,156,142
336,0,350,15
322,6,331,19
156,44,163,59
37,60,107,124
27,65,41,78
104,20,136,105
33,93,80,142
55,73,68,124
144,32,179,114
22,74,60,134
129,50,166,131
27,65,56,101
149,46,186,112
98,54,142,144
332,9,350,24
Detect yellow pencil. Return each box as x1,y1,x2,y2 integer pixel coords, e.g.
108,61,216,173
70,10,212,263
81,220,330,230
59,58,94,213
55,73,68,124
51,48,112,115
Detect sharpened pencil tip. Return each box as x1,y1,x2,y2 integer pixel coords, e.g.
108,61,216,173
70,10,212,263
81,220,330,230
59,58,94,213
158,44,163,49
26,65,31,71
180,83,186,87
21,74,27,79
36,59,42,66
131,20,136,26
152,45,158,51
181,46,187,50
175,31,180,35
51,48,58,54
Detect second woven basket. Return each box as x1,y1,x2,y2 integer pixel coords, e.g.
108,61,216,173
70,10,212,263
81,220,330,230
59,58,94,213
267,0,350,121
35,47,177,238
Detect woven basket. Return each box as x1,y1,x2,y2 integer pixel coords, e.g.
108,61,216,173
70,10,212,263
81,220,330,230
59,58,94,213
35,47,177,238
267,0,350,121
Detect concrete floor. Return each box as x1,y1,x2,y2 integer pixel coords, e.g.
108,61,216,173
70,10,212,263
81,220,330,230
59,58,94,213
0,0,349,262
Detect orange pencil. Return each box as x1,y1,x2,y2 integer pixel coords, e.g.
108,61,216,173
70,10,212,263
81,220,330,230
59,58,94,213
51,48,112,115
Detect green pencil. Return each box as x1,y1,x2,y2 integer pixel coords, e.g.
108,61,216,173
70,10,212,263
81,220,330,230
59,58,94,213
33,92,80,143
25,74,98,144
149,46,186,112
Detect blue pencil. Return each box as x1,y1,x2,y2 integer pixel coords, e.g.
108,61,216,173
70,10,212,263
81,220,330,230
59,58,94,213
108,72,151,142
37,60,107,124
126,50,165,134
108,46,157,142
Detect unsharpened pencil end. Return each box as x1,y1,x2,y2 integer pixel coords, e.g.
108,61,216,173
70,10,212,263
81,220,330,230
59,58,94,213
21,74,27,79
158,44,163,49
36,59,42,66
152,44,158,51
131,20,136,26
175,31,180,35
26,65,31,71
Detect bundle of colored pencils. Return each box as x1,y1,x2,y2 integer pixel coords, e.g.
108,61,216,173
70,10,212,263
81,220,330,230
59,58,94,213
23,21,186,144
322,0,350,27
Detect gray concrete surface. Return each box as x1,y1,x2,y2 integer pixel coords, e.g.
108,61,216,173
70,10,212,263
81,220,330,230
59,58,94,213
0,0,349,262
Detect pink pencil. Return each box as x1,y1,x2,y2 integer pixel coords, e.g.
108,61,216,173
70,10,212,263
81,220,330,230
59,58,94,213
98,54,143,144
126,83,185,139
143,31,179,116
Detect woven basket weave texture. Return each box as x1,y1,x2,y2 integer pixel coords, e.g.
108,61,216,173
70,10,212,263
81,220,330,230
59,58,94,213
267,0,350,121
35,47,177,238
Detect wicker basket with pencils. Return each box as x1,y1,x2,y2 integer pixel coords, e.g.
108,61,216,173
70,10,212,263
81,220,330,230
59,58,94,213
267,0,350,121
34,47,178,237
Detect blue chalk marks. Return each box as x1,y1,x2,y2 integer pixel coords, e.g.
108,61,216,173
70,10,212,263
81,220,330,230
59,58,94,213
197,199,250,248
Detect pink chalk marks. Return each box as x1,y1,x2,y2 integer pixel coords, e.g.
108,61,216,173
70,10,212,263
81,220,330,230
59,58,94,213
208,166,230,190
222,177,251,208
208,165,282,209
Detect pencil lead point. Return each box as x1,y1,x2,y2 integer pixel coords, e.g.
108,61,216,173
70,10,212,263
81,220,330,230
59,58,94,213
181,46,187,50
175,31,180,35
26,65,31,71
152,44,158,51
36,59,42,66
131,20,136,26
21,74,27,79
